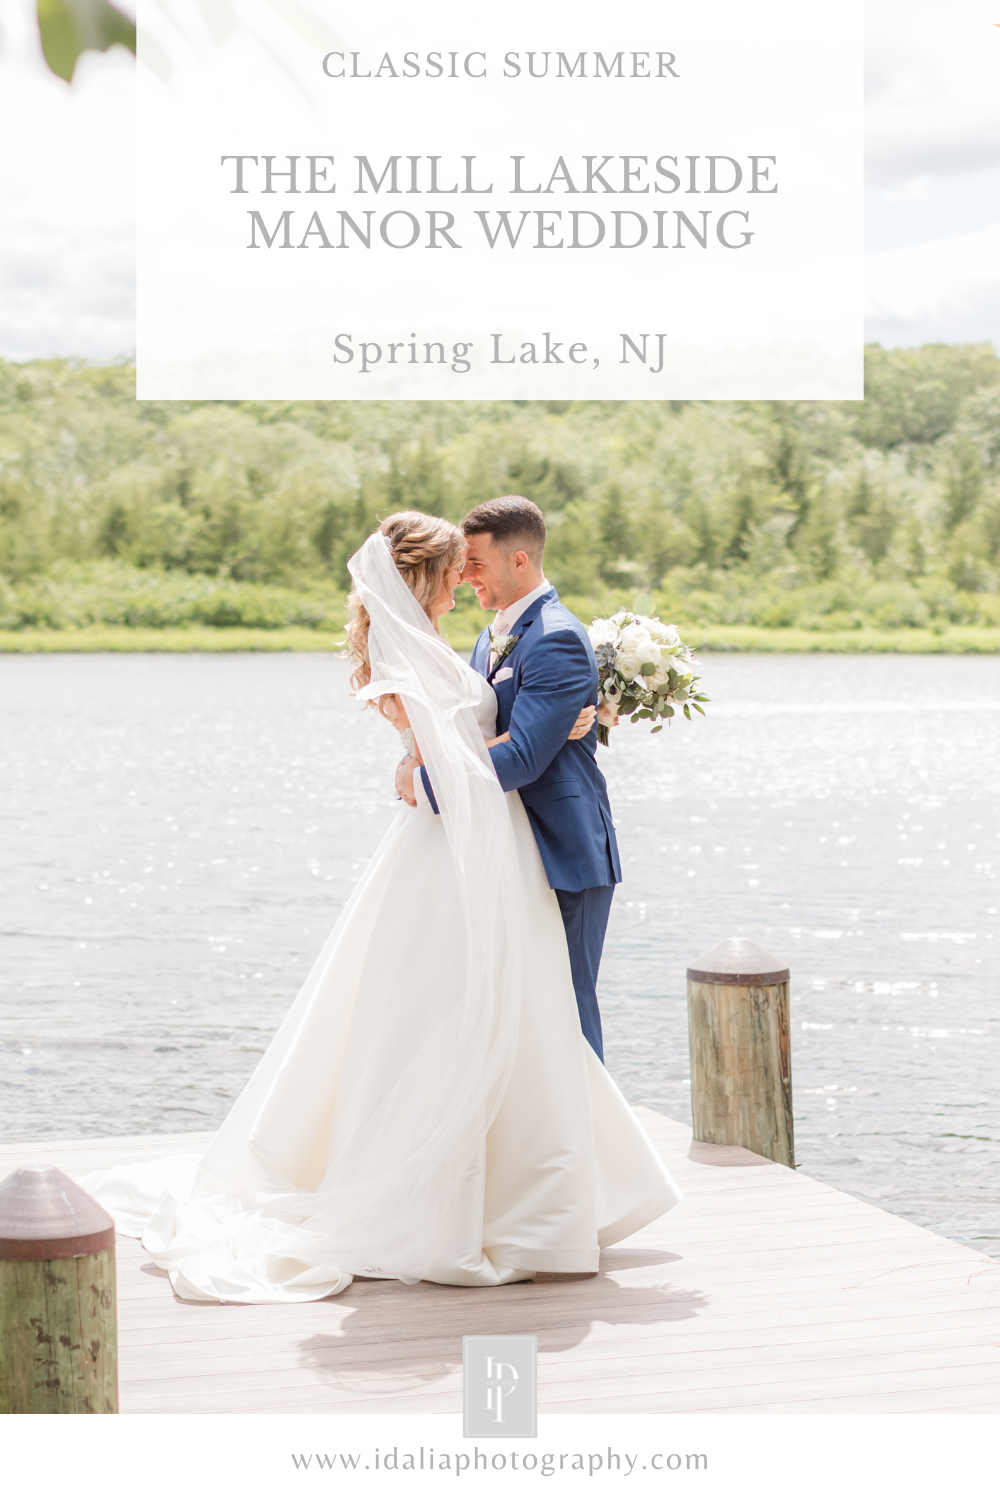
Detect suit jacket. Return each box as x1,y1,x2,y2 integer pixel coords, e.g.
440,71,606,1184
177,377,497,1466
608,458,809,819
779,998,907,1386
420,587,621,892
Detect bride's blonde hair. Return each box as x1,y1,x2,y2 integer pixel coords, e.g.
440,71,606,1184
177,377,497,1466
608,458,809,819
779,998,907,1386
345,511,466,718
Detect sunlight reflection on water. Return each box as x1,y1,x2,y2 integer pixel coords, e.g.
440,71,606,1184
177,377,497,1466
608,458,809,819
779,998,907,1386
1,652,998,1255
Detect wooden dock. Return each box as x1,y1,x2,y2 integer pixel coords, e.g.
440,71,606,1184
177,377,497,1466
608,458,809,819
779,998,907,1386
3,1109,999,1414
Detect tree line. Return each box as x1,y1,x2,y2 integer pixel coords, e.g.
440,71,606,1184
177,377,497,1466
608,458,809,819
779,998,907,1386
1,342,999,632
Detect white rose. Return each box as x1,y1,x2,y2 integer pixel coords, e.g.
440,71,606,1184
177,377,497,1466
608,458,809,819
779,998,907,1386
588,619,617,648
616,625,660,680
619,623,655,658
618,623,645,646
650,620,680,647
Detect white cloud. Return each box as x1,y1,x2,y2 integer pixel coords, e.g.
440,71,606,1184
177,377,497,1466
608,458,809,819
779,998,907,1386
866,223,1000,346
1,0,999,360
866,0,1000,188
0,2,135,360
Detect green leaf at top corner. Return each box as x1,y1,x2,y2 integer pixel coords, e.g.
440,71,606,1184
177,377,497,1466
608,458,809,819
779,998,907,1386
37,0,136,82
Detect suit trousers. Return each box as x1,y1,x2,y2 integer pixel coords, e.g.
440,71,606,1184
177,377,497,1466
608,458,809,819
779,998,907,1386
554,884,616,1063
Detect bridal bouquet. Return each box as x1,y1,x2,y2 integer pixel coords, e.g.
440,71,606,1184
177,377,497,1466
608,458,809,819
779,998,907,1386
587,607,707,746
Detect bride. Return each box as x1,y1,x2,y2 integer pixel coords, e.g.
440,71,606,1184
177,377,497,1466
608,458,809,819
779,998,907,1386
84,512,680,1303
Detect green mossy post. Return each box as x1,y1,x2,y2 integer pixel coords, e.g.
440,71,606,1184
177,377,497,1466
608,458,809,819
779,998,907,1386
686,938,794,1168
0,1167,118,1413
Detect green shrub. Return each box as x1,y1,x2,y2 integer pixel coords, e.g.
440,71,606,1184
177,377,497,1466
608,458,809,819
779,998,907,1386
0,561,346,632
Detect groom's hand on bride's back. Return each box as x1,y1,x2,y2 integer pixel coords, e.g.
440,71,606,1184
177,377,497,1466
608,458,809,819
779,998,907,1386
395,755,420,806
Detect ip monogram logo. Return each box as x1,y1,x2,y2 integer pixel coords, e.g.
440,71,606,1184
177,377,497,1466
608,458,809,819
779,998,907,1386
485,1355,518,1423
463,1335,537,1439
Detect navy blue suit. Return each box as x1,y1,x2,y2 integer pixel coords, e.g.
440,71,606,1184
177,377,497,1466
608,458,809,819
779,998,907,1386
420,587,620,1059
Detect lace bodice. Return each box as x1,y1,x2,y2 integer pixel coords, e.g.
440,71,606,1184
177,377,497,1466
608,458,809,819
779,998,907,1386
399,727,417,757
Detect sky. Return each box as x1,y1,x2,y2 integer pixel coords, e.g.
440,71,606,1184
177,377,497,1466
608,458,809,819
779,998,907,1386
0,0,998,363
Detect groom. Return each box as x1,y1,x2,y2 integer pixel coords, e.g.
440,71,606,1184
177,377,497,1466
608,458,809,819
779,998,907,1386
396,495,620,1061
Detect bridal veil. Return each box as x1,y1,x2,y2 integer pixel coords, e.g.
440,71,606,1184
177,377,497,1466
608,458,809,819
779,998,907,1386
82,530,680,1301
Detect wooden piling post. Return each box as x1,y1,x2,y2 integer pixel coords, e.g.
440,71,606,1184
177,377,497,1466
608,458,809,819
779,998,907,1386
686,937,794,1167
0,1166,118,1413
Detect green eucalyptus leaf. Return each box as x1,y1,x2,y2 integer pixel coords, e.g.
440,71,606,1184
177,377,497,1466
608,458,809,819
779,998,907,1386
650,723,664,733
37,0,136,81
640,661,656,676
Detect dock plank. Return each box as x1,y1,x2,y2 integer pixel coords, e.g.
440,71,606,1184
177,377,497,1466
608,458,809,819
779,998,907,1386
2,1109,998,1414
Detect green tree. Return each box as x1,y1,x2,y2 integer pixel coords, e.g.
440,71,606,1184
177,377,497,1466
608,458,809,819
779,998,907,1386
3,344,1000,635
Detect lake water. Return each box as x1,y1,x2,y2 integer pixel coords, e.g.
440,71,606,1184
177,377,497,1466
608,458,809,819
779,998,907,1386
1,652,998,1256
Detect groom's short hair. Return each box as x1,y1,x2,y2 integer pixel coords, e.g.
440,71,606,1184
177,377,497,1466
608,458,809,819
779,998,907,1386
462,496,546,563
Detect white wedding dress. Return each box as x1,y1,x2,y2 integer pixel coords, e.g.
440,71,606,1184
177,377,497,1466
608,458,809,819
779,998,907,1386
83,536,680,1303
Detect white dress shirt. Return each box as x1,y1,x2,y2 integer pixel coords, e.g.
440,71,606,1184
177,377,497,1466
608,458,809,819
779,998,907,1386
411,578,551,808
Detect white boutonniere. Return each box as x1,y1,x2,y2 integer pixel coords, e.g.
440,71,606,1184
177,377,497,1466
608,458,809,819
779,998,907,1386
489,630,517,664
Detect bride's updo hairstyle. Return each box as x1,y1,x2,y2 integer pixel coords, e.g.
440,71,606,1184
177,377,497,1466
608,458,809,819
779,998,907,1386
345,510,465,717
